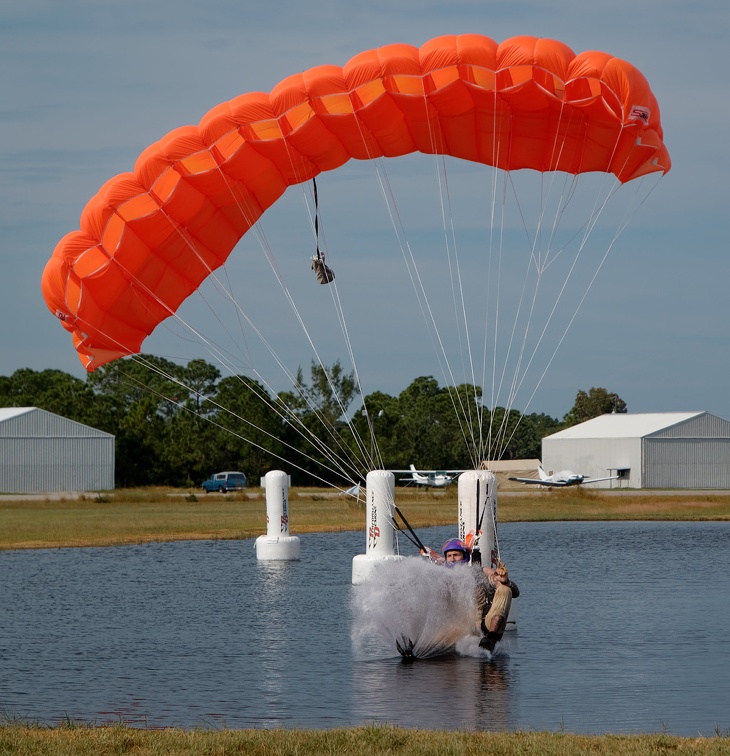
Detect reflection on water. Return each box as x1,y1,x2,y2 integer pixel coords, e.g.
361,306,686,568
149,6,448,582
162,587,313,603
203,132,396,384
248,562,288,726
1,522,729,735
353,653,515,731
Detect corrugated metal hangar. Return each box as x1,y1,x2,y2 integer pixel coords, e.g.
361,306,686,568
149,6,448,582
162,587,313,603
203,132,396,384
0,407,114,493
542,412,730,489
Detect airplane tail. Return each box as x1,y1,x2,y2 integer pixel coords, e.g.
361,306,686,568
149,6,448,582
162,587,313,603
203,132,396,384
408,464,426,483
538,465,549,481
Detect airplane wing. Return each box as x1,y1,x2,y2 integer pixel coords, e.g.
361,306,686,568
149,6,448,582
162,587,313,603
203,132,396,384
389,469,467,475
508,476,567,487
582,475,620,484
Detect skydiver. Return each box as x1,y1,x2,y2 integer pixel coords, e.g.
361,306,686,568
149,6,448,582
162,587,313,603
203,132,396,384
439,538,520,653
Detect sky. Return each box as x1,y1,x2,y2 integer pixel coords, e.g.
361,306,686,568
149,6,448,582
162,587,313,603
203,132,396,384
2,0,729,422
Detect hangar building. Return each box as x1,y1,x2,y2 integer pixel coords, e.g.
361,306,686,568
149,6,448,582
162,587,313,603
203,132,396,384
0,407,115,493
542,412,730,489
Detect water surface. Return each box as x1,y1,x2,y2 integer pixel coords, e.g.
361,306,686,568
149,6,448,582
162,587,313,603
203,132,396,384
1,521,728,735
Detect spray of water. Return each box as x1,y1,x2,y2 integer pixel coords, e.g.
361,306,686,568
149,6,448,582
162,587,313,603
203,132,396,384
351,557,485,659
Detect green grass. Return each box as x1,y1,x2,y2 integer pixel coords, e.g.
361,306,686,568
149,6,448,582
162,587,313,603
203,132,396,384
1,722,729,755
500,486,730,522
2,486,730,550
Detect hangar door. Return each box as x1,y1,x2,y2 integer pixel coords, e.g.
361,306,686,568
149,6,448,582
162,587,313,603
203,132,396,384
644,438,730,489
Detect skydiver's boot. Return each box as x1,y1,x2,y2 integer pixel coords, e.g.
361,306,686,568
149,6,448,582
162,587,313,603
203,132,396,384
396,636,415,659
479,631,503,652
479,614,506,652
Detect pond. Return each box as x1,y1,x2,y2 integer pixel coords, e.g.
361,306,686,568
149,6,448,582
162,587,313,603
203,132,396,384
1,521,728,735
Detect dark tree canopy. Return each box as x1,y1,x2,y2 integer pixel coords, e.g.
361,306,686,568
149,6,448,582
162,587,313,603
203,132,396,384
563,387,627,427
350,377,560,472
1,361,578,488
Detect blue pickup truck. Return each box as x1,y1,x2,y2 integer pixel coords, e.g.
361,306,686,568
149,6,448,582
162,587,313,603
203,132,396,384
201,471,247,493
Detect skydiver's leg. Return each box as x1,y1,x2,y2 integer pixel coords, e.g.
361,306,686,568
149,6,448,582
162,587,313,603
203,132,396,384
484,583,512,630
479,584,512,651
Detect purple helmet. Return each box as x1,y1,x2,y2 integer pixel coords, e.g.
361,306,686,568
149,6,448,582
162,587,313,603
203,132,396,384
442,538,470,564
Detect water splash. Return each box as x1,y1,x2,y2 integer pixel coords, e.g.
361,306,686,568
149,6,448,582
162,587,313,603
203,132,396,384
351,557,487,659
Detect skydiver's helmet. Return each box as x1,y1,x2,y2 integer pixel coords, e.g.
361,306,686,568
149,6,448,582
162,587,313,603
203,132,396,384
442,538,471,566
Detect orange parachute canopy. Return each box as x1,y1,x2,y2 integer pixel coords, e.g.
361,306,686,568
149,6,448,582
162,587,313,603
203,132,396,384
41,34,670,370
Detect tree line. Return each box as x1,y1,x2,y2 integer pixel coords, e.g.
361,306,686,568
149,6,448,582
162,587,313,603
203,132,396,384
0,358,625,488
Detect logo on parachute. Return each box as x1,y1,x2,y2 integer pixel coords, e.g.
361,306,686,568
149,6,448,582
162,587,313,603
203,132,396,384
629,105,650,124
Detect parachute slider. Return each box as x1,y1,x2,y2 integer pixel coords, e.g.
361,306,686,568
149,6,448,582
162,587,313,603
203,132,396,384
311,252,335,284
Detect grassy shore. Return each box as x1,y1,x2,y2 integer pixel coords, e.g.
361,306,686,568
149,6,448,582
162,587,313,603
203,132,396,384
1,722,729,755
0,487,730,549
2,485,730,550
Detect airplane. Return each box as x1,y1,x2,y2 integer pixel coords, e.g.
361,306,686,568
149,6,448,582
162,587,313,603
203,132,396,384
391,464,464,488
508,465,619,488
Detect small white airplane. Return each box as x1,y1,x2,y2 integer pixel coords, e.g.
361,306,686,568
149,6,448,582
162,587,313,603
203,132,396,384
392,464,464,488
509,465,619,488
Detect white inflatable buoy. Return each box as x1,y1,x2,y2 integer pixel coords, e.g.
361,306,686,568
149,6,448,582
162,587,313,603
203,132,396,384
458,469,517,631
254,470,300,561
458,470,498,568
351,470,402,584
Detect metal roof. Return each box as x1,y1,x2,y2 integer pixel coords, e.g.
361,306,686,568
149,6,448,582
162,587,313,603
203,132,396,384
545,412,706,439
0,407,114,438
0,407,34,422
